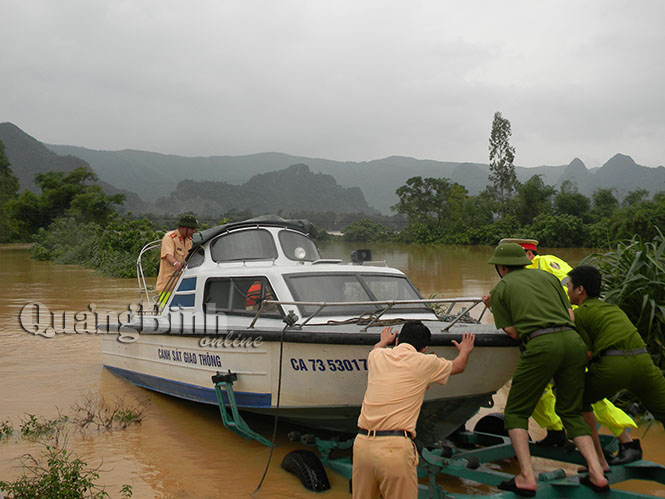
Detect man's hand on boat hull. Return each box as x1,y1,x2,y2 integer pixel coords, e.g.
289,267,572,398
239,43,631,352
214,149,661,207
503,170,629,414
451,333,475,374
373,326,398,350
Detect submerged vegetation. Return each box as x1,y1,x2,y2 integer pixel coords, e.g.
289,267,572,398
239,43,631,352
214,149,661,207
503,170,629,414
0,445,116,499
0,394,145,498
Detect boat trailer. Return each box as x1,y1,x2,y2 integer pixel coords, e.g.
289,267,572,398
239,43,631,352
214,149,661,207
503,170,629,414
212,372,665,497
283,429,665,498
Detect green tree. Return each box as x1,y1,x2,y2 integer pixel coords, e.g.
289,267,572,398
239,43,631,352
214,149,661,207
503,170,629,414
622,188,649,207
591,188,619,221
553,180,591,221
5,166,124,240
527,213,587,247
393,176,468,226
342,220,393,242
609,195,665,242
0,139,19,206
514,175,556,225
0,139,21,242
488,111,518,216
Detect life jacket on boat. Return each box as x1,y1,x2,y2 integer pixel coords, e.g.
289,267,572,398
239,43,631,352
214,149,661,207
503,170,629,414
246,281,264,307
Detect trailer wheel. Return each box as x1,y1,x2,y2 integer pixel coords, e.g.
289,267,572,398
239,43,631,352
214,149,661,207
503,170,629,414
281,450,331,492
473,412,508,436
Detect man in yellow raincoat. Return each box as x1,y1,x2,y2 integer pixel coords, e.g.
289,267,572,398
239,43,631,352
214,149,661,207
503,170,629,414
500,239,637,461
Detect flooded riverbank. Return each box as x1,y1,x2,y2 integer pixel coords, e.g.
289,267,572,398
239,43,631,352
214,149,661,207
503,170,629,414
1,243,663,497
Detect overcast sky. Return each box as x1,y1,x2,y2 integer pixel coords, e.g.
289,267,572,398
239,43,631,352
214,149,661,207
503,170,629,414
2,0,664,168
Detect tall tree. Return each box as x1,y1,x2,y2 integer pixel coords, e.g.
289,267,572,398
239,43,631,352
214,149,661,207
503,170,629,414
5,166,124,239
0,139,19,207
591,188,619,221
488,111,518,216
515,174,556,225
553,180,590,221
393,176,468,226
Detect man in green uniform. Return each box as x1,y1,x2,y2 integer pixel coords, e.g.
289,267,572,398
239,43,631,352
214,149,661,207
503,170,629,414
568,265,665,467
483,243,608,495
500,238,637,449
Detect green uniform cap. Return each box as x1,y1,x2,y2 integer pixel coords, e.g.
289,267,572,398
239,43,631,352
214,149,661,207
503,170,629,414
177,213,199,228
488,242,531,266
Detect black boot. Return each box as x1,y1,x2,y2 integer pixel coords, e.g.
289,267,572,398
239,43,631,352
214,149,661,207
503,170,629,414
535,429,568,447
607,439,642,465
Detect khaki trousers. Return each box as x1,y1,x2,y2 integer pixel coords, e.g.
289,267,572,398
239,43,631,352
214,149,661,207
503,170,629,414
352,434,418,499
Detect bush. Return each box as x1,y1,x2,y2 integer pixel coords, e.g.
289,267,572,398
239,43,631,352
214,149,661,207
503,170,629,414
1,419,13,439
462,215,522,246
342,220,394,242
31,215,162,278
19,414,68,440
526,213,587,247
0,445,119,499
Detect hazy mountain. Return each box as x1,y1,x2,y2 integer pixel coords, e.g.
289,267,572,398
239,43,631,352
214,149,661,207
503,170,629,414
0,122,85,191
155,164,372,215
2,122,665,215
0,122,149,213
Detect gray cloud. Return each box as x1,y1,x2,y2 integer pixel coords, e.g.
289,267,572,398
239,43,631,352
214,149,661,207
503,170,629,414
1,0,663,168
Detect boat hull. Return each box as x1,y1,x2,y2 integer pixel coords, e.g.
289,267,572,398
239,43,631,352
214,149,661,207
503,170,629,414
101,326,519,443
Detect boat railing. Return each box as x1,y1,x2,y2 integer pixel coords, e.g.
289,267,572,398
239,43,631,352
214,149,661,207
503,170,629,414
248,297,487,332
137,239,162,310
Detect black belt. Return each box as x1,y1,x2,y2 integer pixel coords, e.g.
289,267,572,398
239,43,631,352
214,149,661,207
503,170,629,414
601,347,648,357
357,428,413,439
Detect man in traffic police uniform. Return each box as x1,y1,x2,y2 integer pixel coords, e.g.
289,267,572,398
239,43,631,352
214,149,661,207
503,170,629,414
156,213,198,304
568,265,665,467
483,242,608,496
352,322,475,499
500,238,637,451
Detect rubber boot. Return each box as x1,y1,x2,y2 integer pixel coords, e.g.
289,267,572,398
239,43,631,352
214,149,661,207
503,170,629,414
607,439,642,465
535,429,568,447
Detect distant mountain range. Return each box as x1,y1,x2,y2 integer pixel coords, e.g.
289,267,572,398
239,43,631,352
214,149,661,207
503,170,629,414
1,122,664,215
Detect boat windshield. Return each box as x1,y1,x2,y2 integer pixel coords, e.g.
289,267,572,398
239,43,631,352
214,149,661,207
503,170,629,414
210,229,278,262
278,230,320,261
284,273,430,317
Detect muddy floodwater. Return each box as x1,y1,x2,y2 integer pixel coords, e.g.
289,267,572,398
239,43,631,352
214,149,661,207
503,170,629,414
1,242,663,497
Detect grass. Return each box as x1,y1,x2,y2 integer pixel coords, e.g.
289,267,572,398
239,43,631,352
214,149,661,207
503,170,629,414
584,230,665,413
584,230,665,370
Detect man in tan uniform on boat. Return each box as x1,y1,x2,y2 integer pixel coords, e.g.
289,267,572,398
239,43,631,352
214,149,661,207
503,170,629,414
156,213,198,303
352,322,475,499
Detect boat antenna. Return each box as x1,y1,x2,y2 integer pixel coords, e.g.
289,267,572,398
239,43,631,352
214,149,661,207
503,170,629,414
252,311,299,494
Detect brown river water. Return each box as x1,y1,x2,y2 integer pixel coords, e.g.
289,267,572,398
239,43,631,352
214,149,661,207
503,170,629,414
1,242,663,497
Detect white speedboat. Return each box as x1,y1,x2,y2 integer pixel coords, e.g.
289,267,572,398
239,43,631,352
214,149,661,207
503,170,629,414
100,216,519,443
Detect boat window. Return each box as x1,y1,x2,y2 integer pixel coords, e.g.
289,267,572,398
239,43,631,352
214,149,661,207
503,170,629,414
359,275,424,308
278,230,320,261
187,248,205,268
204,277,280,317
284,273,429,316
210,229,278,263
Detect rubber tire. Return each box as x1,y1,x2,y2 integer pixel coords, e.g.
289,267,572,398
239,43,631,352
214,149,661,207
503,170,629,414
281,450,331,492
473,412,508,436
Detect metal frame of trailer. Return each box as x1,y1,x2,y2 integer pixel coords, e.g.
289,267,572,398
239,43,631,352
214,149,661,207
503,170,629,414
213,372,665,498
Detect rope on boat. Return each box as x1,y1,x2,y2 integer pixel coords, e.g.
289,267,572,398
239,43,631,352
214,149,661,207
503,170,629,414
252,311,299,495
